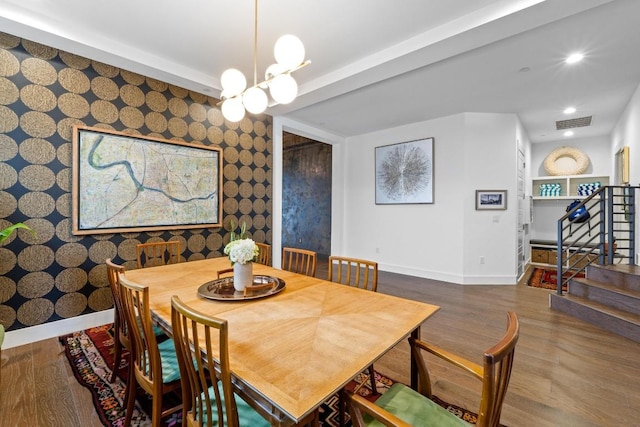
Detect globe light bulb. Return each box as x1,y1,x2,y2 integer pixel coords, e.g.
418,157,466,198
274,35,305,70
269,74,298,104
242,87,268,114
265,63,287,80
220,68,247,96
221,97,245,122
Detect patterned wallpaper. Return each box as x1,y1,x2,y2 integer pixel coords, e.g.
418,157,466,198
0,32,273,331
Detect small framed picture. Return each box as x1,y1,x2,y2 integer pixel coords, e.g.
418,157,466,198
475,190,507,210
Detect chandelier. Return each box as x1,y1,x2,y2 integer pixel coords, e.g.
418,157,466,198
219,0,310,122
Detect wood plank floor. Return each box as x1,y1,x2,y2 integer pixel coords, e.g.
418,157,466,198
2,264,640,426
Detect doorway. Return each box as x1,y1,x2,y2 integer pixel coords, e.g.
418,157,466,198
281,132,332,259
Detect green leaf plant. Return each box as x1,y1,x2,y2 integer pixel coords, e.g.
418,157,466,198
0,222,35,245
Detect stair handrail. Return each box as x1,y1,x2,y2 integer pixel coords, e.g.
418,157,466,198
556,189,604,294
556,185,638,295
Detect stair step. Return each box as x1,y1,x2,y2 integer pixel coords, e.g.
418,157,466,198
550,293,640,343
586,264,640,292
569,277,640,314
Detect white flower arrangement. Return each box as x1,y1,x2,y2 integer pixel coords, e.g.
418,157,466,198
224,238,258,265
224,221,258,265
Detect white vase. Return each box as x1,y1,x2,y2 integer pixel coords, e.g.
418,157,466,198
233,262,253,291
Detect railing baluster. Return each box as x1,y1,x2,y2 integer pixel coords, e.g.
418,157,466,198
556,185,638,298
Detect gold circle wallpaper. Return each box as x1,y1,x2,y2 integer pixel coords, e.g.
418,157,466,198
0,32,273,331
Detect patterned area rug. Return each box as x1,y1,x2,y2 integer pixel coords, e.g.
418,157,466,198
61,324,486,426
527,267,584,291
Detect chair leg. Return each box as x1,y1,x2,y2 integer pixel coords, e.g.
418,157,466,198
338,388,346,427
152,393,163,427
123,369,136,427
368,364,378,396
111,337,123,382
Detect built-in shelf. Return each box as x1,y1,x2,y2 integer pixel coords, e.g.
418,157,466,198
532,174,610,201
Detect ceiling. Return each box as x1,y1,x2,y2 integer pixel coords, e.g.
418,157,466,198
1,0,639,143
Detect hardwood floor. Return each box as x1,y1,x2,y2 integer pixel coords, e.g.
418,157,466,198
2,264,640,426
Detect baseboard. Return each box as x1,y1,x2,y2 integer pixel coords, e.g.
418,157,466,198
3,309,114,349
379,263,516,285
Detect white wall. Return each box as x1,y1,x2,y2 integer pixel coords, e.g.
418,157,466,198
611,82,640,186
461,113,519,283
343,114,465,283
343,112,519,284
611,82,640,263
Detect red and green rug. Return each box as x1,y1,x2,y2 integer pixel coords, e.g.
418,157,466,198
61,324,486,426
527,267,585,291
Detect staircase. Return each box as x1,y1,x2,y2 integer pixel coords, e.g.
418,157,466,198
550,263,640,343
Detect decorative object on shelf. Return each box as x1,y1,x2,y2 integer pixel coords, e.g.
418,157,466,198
539,182,561,197
616,146,629,184
543,146,590,176
72,125,222,234
375,137,434,204
577,182,601,196
219,0,311,122
223,221,259,291
475,190,507,210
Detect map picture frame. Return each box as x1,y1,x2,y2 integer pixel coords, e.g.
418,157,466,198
375,137,434,204
72,125,222,235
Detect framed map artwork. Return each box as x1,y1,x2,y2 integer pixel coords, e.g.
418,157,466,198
72,125,222,235
375,137,434,204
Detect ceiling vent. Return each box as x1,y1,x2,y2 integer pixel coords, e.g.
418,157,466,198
556,116,592,130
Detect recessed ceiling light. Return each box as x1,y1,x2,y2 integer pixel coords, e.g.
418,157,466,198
564,130,574,137
564,107,576,114
566,53,584,64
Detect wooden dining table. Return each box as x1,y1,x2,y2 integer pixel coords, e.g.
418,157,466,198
125,257,439,426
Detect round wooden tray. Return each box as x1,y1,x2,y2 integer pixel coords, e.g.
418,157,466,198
197,275,286,301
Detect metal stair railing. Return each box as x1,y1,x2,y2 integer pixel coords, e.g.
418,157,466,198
556,185,637,295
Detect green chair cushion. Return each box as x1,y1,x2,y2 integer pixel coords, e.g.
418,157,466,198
152,323,165,337
134,315,165,337
157,339,181,383
364,383,471,427
196,383,270,427
0,324,4,347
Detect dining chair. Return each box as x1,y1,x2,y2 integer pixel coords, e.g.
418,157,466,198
255,242,271,266
119,275,182,427
346,311,520,427
106,258,166,383
328,256,379,397
282,247,317,277
171,295,271,427
105,258,129,383
327,256,378,292
136,240,181,269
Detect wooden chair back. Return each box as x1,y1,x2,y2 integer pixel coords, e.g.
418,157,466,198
136,240,181,269
106,258,128,381
327,256,378,292
171,295,238,427
255,242,271,265
282,247,317,277
411,311,520,427
119,274,181,426
118,275,162,395
347,312,519,427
